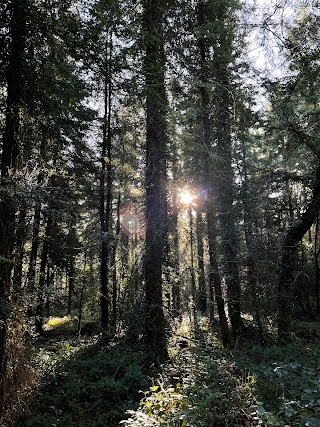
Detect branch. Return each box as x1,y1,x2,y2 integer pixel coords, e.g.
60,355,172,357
286,164,320,242
287,124,320,158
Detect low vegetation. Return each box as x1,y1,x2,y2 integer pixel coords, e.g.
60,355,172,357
1,0,320,425
11,316,320,427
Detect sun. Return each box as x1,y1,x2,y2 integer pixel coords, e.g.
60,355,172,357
179,191,194,205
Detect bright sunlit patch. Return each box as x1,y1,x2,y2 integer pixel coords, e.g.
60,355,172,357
44,316,72,330
179,191,194,205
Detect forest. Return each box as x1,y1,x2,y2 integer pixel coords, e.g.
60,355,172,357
0,0,320,425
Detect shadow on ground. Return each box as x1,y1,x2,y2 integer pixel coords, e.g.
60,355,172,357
16,318,320,427
18,323,157,427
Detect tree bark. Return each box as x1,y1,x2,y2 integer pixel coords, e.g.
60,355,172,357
215,72,242,339
189,207,197,317
77,252,87,338
100,32,113,332
67,259,75,316
207,208,232,346
143,0,169,362
35,216,52,334
13,207,27,293
26,202,41,317
197,0,231,346
241,143,265,343
196,210,207,313
170,157,181,318
315,216,320,314
111,193,121,328
0,0,27,407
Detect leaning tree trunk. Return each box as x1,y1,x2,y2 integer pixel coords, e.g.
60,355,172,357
278,163,320,343
143,0,169,362
0,0,27,408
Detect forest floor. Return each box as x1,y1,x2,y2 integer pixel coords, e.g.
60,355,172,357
12,316,320,427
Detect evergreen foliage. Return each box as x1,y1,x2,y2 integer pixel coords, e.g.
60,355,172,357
0,0,320,424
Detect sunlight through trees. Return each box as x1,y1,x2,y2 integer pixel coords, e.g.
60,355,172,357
0,0,319,424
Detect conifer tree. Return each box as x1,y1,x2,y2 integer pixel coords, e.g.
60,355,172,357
0,0,28,405
143,0,169,361
196,0,232,345
271,8,320,343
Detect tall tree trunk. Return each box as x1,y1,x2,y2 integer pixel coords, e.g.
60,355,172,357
26,202,41,316
111,193,121,328
67,259,75,316
189,207,197,317
171,207,181,317
315,216,320,314
143,0,169,362
207,208,231,346
241,143,264,343
0,0,27,407
197,0,231,346
100,32,113,332
196,210,207,313
77,252,87,338
215,71,242,338
45,265,54,318
278,163,320,343
35,217,52,334
170,156,181,318
13,207,27,293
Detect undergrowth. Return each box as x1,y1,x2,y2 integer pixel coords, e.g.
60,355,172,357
19,340,150,427
120,318,320,427
11,316,320,427
1,311,36,426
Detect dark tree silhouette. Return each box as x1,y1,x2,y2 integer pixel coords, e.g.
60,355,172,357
143,0,169,362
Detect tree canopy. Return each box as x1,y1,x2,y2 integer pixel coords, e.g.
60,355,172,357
0,0,320,425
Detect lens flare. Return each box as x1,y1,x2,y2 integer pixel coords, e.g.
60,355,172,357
119,202,145,238
179,191,194,205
